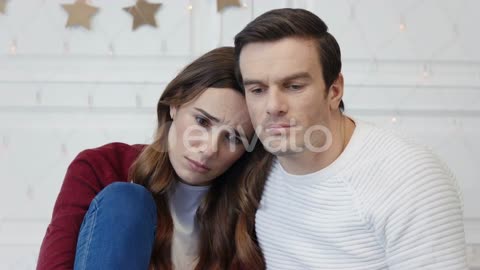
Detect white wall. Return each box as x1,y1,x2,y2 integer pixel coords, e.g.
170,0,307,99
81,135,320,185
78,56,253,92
1,0,479,268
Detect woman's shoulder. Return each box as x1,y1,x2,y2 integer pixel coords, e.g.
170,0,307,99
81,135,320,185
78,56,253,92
71,142,147,181
76,142,145,160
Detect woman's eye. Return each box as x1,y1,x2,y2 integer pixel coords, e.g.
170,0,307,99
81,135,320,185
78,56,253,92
195,116,209,127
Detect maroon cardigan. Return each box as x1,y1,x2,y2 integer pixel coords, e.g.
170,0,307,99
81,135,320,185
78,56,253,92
36,142,145,270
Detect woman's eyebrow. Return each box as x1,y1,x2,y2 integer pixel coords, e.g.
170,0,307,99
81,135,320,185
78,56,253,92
194,107,247,139
194,108,220,123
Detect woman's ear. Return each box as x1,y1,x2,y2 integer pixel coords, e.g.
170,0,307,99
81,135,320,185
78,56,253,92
169,106,177,120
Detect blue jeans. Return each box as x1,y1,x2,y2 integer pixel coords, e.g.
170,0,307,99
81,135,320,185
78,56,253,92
74,182,157,270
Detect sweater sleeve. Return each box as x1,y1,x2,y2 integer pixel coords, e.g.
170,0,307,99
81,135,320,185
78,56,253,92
382,150,468,269
36,143,143,270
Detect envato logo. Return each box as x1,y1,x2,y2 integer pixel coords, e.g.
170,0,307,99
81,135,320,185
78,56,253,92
259,122,333,154
164,120,334,155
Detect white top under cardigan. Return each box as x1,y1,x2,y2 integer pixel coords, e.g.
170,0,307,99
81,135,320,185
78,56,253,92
169,181,209,270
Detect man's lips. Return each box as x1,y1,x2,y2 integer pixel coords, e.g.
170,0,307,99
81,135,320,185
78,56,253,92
185,157,211,173
265,123,293,134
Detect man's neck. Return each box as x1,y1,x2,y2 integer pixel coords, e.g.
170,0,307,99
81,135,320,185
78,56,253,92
278,115,356,175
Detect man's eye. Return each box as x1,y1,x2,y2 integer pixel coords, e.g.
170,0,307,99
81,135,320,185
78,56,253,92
288,84,303,90
195,116,209,127
250,88,264,94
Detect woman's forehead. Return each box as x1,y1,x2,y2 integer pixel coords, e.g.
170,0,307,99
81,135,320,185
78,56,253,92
189,88,253,133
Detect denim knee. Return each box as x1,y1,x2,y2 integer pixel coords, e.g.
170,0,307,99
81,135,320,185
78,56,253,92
94,182,157,227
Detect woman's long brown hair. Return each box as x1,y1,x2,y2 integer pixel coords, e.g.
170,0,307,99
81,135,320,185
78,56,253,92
128,47,271,270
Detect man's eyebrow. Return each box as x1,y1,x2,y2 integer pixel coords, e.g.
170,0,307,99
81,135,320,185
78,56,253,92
279,72,312,83
194,108,220,123
243,72,312,86
243,79,265,87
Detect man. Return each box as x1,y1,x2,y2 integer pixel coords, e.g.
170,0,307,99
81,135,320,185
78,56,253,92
234,8,467,269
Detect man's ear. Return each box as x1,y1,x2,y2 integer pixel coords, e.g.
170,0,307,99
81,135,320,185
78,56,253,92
328,73,344,111
169,106,177,120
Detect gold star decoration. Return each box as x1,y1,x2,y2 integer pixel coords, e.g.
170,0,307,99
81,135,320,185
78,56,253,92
217,0,241,12
62,0,99,30
0,0,7,15
123,0,162,31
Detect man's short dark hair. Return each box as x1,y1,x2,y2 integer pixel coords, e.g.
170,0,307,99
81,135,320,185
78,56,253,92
234,8,344,111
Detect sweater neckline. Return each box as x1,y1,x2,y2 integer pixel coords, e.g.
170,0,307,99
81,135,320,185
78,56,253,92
275,117,373,184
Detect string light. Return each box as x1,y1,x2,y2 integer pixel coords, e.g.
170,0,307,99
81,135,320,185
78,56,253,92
187,3,193,11
2,135,8,148
161,39,167,54
371,58,379,72
452,23,459,37
391,117,398,124
26,185,34,200
242,2,248,8
399,16,406,32
108,43,114,56
135,93,142,108
422,64,430,78
35,89,42,105
61,143,68,156
349,6,356,20
9,40,17,55
88,94,94,109
63,41,70,54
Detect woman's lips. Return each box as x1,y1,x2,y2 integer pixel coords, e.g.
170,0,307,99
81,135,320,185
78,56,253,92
185,157,211,173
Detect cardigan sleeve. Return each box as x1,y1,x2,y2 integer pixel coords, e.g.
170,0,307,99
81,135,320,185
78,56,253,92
36,142,144,270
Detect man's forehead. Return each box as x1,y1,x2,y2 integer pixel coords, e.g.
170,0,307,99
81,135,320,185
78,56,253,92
239,39,319,77
240,38,317,59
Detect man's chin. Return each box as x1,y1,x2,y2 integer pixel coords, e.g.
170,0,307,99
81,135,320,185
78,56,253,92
261,140,304,156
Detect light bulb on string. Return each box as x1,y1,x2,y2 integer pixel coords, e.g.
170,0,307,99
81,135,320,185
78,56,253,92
349,6,356,21
61,143,68,156
371,58,379,72
2,135,9,148
35,89,42,105
63,41,70,54
452,24,459,37
399,16,406,32
0,135,8,154
161,39,168,54
108,43,114,56
88,94,94,110
135,93,142,108
26,185,34,200
422,64,430,79
9,40,17,55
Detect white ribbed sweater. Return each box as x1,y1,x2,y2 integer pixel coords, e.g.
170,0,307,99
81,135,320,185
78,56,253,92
255,119,467,270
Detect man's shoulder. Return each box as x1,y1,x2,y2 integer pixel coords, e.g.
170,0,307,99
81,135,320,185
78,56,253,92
358,120,434,164
351,121,460,209
352,120,451,181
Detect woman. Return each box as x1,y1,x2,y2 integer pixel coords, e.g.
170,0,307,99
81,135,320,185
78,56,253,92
37,47,268,270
